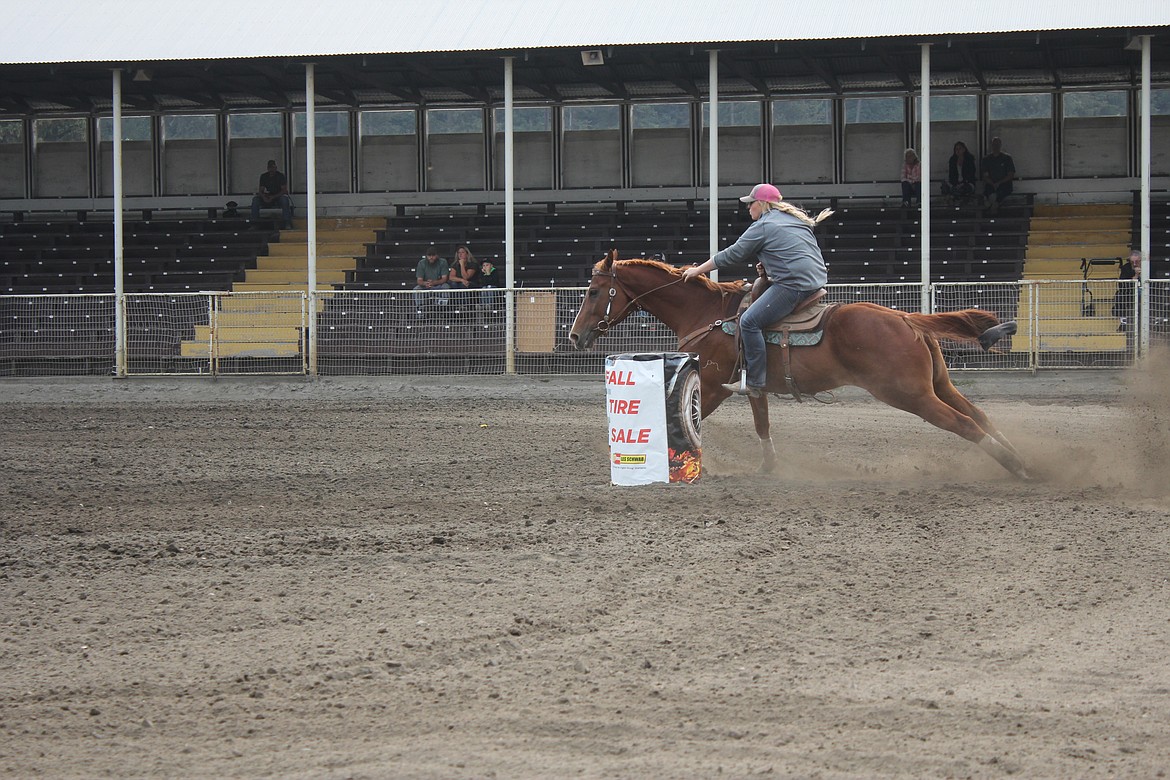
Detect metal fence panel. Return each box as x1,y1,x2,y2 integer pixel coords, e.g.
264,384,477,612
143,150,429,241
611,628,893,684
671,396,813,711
0,294,114,377
4,281,1164,378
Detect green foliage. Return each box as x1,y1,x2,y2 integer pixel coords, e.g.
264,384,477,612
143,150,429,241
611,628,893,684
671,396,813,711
227,112,282,139
772,99,831,126
563,104,619,132
294,111,350,137
492,106,552,132
361,110,417,136
427,108,483,135
989,93,1051,120
34,117,86,143
164,114,216,141
632,103,690,130
0,119,22,144
702,101,762,127
97,115,152,142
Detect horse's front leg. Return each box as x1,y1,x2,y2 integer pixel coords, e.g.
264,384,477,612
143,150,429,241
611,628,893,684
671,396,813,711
747,394,776,473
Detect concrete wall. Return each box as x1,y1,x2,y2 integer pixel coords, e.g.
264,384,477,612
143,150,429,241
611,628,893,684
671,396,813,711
772,126,833,184
493,133,553,189
1063,117,1127,177
163,139,218,195
844,122,903,183
563,129,621,188
0,144,24,197
360,137,417,191
34,142,88,197
631,128,690,186
699,127,763,186
426,133,484,190
97,141,153,197
293,137,350,193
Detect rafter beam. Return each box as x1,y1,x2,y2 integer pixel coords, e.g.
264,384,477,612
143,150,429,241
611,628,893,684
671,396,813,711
332,61,419,103
721,57,769,96
802,56,841,93
955,42,987,90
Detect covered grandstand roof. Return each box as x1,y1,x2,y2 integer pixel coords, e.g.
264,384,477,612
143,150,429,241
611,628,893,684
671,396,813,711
2,0,1166,63
0,1,1165,114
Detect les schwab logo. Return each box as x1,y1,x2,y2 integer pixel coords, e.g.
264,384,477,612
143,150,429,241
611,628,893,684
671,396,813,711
612,453,647,466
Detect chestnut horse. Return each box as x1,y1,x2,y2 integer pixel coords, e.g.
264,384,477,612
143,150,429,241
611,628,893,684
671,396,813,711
568,251,1030,479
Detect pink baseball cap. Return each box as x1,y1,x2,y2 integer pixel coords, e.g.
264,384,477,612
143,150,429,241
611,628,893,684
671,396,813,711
739,183,782,204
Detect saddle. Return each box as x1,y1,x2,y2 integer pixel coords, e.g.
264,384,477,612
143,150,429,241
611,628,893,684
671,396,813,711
728,276,839,402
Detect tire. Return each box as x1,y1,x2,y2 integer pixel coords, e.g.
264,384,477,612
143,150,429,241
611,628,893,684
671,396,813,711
665,360,702,452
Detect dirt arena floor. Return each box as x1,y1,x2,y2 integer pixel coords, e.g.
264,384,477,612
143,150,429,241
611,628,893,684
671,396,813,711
2,366,1169,779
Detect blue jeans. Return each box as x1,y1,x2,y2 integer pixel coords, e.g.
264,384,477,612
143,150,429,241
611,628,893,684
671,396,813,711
739,284,814,389
251,194,293,227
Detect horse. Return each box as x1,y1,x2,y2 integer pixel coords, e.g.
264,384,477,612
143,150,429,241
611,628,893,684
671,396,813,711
568,251,1030,480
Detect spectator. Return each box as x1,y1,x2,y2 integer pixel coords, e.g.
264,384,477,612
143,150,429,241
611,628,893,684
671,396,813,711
900,148,921,208
414,246,451,305
1113,249,1142,330
941,141,978,205
447,245,483,290
479,257,503,309
980,137,1015,215
250,159,293,229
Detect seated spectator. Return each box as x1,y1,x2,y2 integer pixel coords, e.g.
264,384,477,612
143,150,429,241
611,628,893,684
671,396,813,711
447,245,483,290
899,148,921,208
479,257,503,309
250,160,293,229
980,137,1015,215
414,246,451,304
941,141,977,205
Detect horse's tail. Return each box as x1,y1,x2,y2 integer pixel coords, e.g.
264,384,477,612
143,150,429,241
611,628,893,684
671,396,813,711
903,309,1002,343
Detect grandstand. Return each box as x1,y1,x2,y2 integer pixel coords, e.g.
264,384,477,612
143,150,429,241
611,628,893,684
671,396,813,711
0,4,1166,375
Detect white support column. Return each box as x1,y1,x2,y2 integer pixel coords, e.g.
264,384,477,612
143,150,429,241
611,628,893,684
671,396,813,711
708,50,719,283
920,43,931,313
1139,35,1151,358
305,63,318,375
112,69,126,377
504,56,516,374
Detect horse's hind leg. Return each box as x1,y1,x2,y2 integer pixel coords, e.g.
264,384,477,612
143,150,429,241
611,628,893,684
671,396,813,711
927,340,1022,457
871,384,1031,480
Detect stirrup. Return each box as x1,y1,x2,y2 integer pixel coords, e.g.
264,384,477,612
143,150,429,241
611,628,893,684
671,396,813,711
721,382,764,398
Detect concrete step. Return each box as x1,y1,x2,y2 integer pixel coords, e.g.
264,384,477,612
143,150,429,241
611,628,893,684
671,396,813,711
278,228,376,243
233,281,337,293
256,255,356,271
1032,203,1130,218
266,241,368,258
1025,244,1127,260
1027,229,1131,245
182,326,302,358
1009,332,1127,352
245,268,348,285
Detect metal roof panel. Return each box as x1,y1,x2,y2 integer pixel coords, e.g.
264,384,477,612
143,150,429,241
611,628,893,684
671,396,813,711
1,0,1166,65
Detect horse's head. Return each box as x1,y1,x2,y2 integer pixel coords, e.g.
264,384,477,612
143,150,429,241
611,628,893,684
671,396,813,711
568,250,636,350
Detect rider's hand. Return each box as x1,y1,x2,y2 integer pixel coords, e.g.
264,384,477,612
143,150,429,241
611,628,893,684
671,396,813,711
682,266,702,282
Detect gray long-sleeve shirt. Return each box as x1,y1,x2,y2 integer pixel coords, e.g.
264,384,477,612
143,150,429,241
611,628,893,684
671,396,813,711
712,209,828,291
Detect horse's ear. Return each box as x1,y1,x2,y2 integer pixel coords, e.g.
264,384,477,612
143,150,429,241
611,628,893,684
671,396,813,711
601,250,616,270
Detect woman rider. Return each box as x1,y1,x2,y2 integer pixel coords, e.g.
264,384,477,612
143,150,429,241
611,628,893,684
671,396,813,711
682,183,832,398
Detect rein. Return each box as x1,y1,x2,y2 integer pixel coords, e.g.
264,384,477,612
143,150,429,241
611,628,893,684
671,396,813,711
591,265,685,333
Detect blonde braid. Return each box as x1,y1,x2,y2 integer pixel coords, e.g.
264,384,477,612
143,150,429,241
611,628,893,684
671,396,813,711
762,200,835,227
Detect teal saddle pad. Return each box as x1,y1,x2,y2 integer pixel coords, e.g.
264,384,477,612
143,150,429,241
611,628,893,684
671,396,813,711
721,321,824,346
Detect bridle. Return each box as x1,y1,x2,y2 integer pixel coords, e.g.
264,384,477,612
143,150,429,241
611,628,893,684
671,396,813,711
589,263,684,333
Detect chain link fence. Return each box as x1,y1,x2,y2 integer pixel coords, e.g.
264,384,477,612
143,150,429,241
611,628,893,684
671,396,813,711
3,281,1164,377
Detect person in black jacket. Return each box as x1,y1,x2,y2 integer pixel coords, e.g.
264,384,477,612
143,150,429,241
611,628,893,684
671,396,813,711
940,141,977,205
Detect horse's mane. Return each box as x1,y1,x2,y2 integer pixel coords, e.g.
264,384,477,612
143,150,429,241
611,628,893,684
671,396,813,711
595,256,748,296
